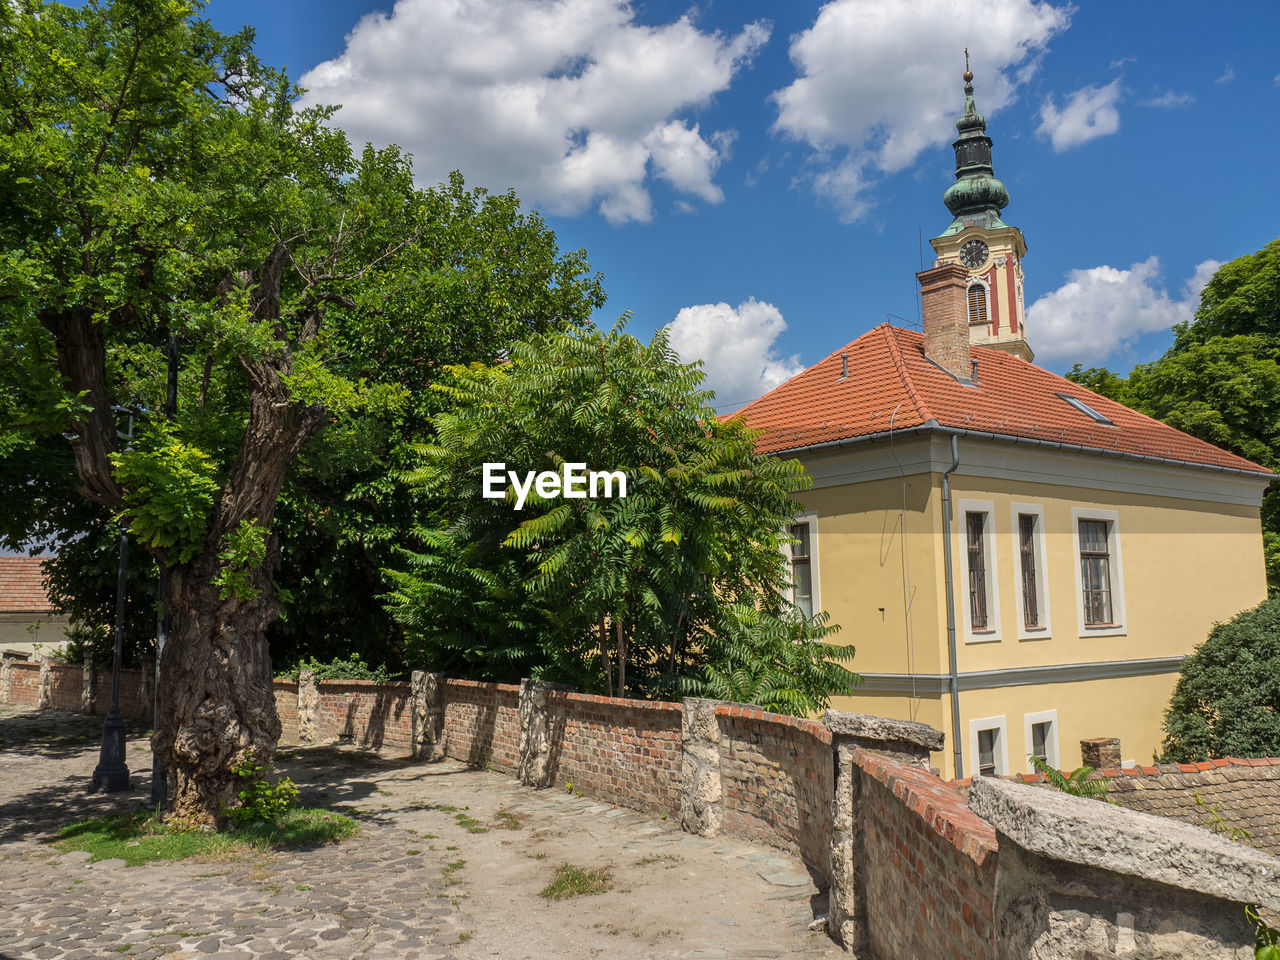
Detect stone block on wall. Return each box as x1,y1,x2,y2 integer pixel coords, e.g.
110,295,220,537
970,777,1279,958
680,698,723,837
298,668,319,742
411,670,446,761
1080,736,1122,770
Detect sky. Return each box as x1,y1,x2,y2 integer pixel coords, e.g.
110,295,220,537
200,0,1280,413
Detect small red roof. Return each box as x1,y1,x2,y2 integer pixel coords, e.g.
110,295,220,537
0,557,55,614
732,325,1271,476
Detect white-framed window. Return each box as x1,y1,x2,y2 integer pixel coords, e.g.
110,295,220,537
957,499,1000,643
1010,503,1050,640
969,715,1009,778
967,277,990,326
785,511,820,619
1023,709,1060,772
1071,507,1126,637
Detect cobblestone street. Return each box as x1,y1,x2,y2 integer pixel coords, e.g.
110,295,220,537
0,706,843,960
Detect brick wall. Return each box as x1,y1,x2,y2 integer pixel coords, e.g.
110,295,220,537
716,705,833,876
441,679,521,773
47,662,83,712
856,750,997,960
315,680,412,752
544,692,682,818
273,680,298,739
93,669,144,719
8,661,40,705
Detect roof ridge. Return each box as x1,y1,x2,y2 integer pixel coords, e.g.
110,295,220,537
881,325,934,424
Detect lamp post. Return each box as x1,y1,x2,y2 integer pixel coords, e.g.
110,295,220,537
91,410,134,793
151,333,179,808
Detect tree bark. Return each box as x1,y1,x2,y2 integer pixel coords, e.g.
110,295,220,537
154,552,282,825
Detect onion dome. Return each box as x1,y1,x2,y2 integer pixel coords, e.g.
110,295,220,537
942,61,1010,221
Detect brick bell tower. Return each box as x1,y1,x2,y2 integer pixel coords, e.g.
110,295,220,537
928,53,1033,362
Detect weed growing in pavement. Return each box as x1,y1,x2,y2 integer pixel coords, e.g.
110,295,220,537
540,863,612,900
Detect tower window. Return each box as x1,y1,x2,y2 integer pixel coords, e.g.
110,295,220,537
967,282,988,326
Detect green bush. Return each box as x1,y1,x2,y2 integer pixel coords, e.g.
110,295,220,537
227,757,299,827
1159,595,1280,762
278,653,395,683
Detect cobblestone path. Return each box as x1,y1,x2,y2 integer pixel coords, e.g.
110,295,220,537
0,706,843,960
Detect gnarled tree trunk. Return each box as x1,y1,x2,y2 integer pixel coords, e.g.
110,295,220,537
155,553,283,824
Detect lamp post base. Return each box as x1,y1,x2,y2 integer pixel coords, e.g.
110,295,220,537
91,710,131,793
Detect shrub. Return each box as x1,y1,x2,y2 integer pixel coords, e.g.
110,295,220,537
1159,595,1280,762
279,653,395,683
227,757,299,827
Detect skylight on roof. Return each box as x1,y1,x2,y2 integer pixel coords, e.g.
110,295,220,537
1056,393,1113,425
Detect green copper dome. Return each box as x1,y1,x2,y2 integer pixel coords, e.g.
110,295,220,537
937,65,1010,235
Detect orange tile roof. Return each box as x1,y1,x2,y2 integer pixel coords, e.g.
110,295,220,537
0,557,55,614
731,324,1271,476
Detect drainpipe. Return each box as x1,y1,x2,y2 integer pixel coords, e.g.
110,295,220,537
940,434,963,778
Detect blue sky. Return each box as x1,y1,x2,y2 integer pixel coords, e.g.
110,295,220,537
204,0,1280,412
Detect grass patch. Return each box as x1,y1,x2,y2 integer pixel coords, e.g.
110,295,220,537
55,808,357,867
540,863,612,900
455,812,488,834
494,810,521,830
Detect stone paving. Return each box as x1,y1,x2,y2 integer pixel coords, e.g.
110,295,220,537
0,707,844,960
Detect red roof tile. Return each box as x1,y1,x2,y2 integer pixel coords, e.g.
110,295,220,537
0,557,55,614
731,325,1271,476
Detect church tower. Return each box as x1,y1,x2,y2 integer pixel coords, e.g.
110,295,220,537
928,56,1033,362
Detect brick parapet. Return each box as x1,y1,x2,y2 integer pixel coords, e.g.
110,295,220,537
857,748,998,868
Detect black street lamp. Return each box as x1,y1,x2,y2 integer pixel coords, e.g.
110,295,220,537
90,411,133,793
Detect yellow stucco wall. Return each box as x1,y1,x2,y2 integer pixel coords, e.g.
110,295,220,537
796,452,1268,781
942,476,1267,673
794,474,943,675
0,615,71,658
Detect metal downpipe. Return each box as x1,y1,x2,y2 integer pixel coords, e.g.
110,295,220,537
940,434,963,778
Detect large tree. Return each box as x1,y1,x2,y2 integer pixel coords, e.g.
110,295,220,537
1069,239,1280,590
385,323,858,715
0,0,600,822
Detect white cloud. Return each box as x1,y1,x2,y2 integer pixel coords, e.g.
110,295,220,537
771,0,1070,221
1215,65,1235,84
666,298,805,406
1140,90,1195,108
299,0,769,224
1027,256,1220,366
1037,79,1122,151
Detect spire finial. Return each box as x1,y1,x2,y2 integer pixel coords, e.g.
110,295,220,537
963,48,973,86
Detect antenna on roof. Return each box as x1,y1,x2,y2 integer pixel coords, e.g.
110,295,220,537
916,227,925,327
887,312,918,330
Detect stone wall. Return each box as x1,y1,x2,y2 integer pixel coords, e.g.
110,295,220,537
716,705,832,878
9,660,1279,959
957,756,1280,859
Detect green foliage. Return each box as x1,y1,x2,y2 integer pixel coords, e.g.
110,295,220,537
386,322,857,713
1067,239,1280,591
110,424,219,563
278,653,394,683
264,172,603,671
0,0,605,696
1160,595,1280,762
211,520,267,602
681,604,859,715
227,757,299,827
1028,755,1109,801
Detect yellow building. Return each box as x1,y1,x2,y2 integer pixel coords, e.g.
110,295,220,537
733,69,1272,779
